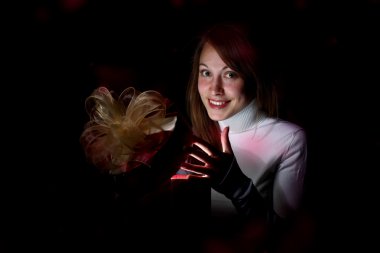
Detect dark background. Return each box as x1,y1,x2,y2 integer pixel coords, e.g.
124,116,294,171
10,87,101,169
3,0,379,252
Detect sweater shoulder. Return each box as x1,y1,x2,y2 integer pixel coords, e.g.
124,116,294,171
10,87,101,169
259,118,306,139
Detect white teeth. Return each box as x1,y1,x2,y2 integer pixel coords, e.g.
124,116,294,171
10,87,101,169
210,100,225,106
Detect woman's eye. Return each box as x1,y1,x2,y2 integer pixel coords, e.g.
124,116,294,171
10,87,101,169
225,71,237,79
200,70,210,77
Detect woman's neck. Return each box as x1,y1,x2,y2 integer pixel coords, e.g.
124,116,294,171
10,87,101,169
218,99,261,133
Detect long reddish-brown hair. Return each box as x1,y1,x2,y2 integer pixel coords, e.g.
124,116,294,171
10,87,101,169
186,23,278,150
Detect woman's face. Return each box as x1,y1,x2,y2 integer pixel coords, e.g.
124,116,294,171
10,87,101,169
198,43,249,121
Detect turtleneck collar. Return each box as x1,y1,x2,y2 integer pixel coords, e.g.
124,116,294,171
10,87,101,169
218,99,261,133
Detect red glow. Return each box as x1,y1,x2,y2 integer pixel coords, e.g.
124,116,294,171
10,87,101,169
171,174,191,180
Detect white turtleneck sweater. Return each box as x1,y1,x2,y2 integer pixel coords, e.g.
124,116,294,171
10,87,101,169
213,100,307,219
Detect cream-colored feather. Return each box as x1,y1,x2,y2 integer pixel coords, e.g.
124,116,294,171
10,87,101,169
80,86,177,174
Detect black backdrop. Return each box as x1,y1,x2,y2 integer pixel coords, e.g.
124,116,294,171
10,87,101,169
3,0,379,252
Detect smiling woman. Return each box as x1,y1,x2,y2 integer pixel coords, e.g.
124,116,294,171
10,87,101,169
197,41,248,121
178,23,310,252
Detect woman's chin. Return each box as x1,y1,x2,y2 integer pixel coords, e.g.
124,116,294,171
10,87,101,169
208,112,227,121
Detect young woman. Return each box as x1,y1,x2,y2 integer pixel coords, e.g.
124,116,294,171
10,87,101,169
179,23,308,234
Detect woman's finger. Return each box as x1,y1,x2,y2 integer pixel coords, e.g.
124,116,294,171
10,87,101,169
180,162,210,177
221,127,232,154
183,145,210,164
192,141,213,156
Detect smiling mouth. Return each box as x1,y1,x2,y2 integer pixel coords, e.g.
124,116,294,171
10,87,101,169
208,99,229,109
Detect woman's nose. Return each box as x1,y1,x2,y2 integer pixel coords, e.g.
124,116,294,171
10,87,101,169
209,76,223,95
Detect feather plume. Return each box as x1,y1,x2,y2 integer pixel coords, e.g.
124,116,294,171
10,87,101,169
80,86,177,174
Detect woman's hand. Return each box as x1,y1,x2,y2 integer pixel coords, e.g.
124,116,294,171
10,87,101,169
180,127,250,198
180,127,234,184
181,127,266,217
